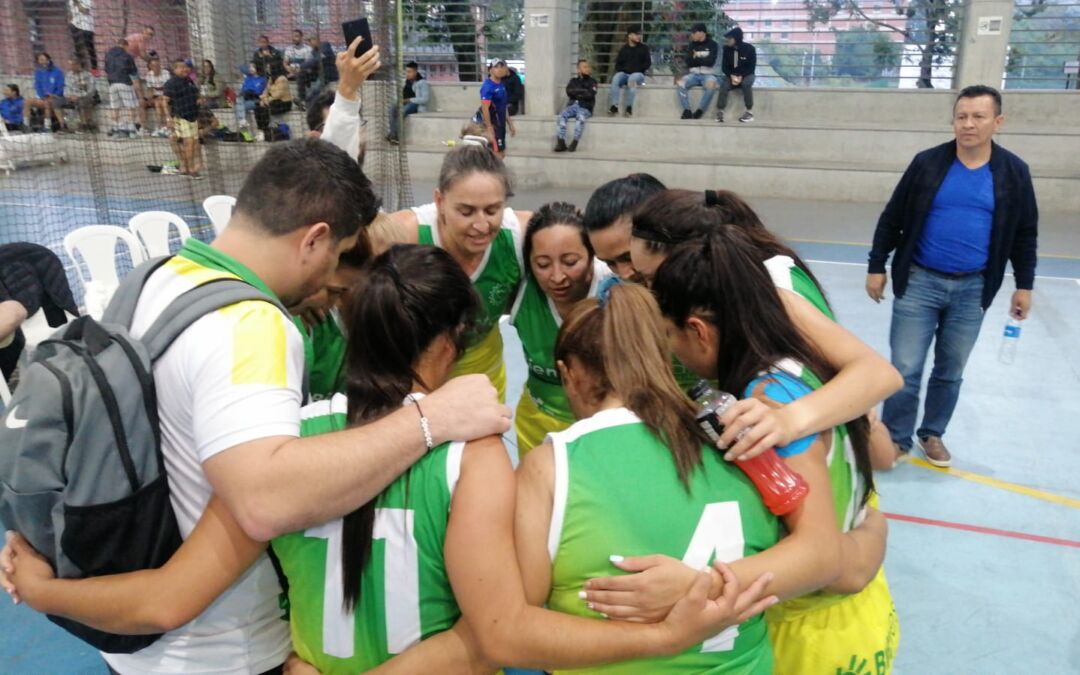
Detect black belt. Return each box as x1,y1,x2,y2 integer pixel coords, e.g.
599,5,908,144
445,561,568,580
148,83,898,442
913,262,983,279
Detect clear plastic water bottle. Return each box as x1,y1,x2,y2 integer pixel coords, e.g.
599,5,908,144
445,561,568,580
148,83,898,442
998,317,1022,364
689,381,809,516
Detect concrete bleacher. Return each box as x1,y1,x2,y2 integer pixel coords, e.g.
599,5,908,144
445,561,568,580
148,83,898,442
406,84,1080,213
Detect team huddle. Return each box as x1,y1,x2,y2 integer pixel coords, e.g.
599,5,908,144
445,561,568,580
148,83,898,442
0,125,904,672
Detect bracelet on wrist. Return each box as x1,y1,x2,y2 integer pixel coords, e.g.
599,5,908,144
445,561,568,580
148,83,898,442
407,394,435,450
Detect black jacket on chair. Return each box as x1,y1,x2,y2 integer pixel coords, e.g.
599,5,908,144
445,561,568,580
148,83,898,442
0,243,79,378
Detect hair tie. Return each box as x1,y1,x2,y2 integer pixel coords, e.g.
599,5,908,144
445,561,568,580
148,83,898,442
597,276,622,307
704,190,720,207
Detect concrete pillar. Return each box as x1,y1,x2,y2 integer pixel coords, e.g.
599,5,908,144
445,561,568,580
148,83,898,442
187,0,249,86
524,0,574,116
953,0,1015,89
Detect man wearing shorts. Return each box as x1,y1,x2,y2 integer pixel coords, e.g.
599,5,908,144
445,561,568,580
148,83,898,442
163,60,202,179
104,38,138,138
476,58,514,158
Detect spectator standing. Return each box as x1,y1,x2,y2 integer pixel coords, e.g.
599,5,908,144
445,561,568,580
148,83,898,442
125,25,156,63
64,58,96,132
675,22,719,120
505,65,525,116
68,0,97,73
607,26,651,117
867,85,1038,468
143,57,170,136
388,61,429,144
253,35,285,77
163,59,203,178
105,39,139,138
235,63,268,132
1,84,25,131
475,58,514,158
715,27,757,123
28,53,67,133
554,59,597,153
198,59,220,108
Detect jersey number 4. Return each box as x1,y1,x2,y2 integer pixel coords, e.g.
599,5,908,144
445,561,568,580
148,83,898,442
683,502,746,653
305,508,421,659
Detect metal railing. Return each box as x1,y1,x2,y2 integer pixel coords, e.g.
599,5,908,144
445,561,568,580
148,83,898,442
1006,0,1080,89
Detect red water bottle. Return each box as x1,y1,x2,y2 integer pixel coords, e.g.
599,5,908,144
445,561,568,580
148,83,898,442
689,381,809,516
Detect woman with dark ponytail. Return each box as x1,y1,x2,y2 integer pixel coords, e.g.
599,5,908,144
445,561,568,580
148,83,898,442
645,229,899,674
274,244,773,672
510,202,611,453
629,188,902,469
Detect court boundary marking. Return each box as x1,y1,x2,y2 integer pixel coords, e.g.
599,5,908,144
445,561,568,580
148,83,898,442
904,457,1080,509
884,512,1080,549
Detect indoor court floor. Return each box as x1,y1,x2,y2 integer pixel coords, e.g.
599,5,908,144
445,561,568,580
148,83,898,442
1,186,1077,674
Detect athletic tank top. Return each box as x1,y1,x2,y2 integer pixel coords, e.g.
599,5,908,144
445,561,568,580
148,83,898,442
763,255,834,320
413,203,524,344
510,260,609,422
547,407,780,674
760,360,867,621
271,394,464,673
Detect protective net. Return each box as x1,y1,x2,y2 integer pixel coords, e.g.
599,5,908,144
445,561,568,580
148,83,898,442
0,0,411,303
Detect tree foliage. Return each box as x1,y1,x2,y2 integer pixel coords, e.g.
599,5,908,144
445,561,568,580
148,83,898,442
803,0,961,87
833,26,902,80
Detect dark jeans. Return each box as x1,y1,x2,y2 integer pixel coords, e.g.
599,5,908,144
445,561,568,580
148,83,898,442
388,102,420,139
716,74,755,111
70,25,97,70
882,264,986,448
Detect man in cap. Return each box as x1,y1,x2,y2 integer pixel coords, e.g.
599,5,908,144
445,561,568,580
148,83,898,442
675,22,719,120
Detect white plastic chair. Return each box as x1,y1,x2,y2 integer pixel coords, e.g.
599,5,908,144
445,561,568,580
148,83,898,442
128,211,192,257
0,373,10,406
202,195,236,236
63,226,147,318
20,308,78,351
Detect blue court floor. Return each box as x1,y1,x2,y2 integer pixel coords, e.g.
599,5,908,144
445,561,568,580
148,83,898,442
1,189,1078,673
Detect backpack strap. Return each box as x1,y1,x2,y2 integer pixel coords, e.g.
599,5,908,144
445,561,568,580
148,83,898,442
101,256,173,328
140,278,310,401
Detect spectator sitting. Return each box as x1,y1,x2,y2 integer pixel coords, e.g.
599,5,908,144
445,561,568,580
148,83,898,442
675,22,719,120
505,65,525,116
163,58,203,178
298,36,323,106
234,62,267,131
388,61,430,144
143,56,170,136
198,59,220,108
284,30,314,82
64,58,96,132
716,27,757,123
253,34,285,77
608,26,651,117
105,38,139,138
1,84,25,132
554,59,597,153
28,52,68,133
259,62,293,139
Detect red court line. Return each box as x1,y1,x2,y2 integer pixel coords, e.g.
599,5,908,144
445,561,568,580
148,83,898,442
883,512,1080,549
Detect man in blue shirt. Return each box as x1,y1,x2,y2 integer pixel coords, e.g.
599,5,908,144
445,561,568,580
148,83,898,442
28,52,68,132
867,85,1038,468
475,58,515,158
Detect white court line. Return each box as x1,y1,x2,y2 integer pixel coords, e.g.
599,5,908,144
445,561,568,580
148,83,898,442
0,200,207,222
807,259,1080,283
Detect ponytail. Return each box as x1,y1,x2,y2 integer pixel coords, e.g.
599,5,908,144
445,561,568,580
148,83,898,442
557,284,710,487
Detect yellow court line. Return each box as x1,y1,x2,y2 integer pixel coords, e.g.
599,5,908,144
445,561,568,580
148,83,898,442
908,457,1080,510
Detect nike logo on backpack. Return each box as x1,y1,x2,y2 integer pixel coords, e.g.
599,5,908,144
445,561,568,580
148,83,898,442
4,406,27,429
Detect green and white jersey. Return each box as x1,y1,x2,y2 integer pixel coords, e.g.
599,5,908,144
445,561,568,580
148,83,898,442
271,394,465,674
414,203,524,344
307,308,347,401
763,255,835,321
510,260,610,422
546,408,781,674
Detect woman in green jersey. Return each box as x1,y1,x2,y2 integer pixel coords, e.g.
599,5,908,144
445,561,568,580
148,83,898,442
388,144,531,402
646,228,899,674
511,202,610,454
628,189,902,469
515,282,871,674
2,245,774,674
